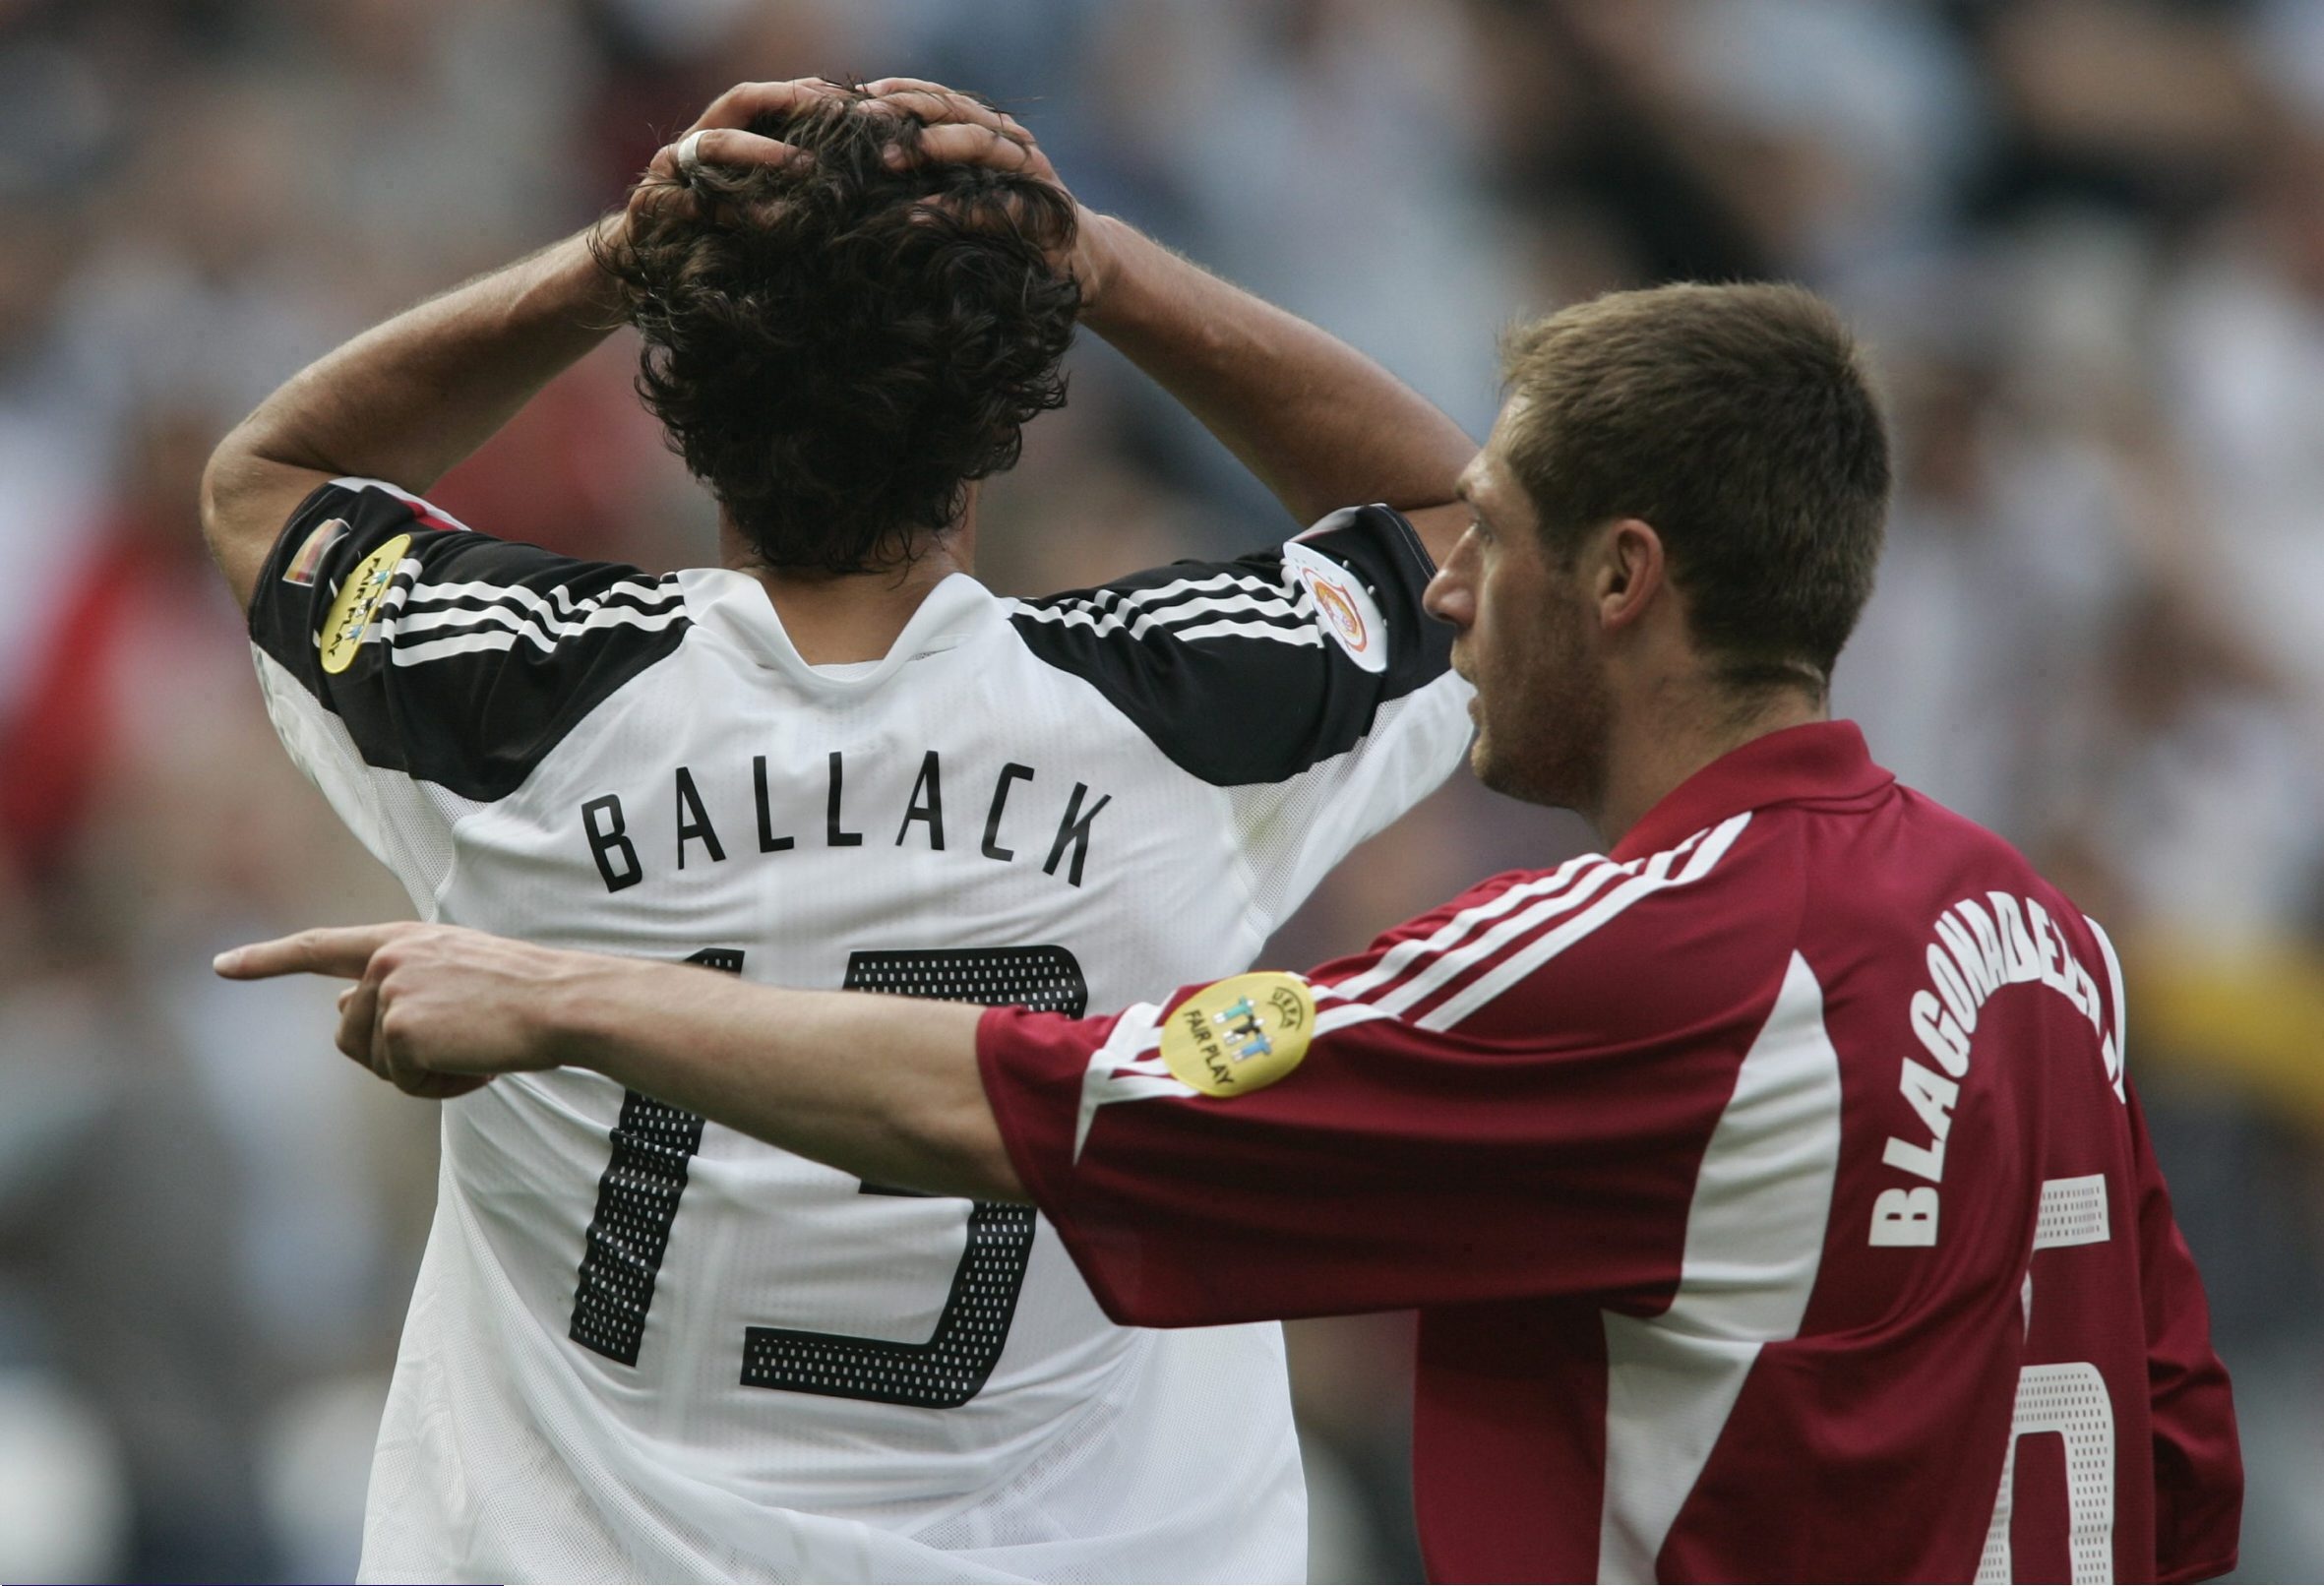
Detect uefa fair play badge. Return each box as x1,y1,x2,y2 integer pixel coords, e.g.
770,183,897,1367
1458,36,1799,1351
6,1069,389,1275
319,532,411,675
1158,972,1315,1097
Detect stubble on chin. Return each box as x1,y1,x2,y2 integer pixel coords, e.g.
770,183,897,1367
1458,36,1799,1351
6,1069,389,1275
1473,677,1609,817
1470,718,1550,806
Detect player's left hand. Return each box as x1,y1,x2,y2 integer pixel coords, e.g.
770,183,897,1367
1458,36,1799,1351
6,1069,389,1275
214,922,582,1098
861,77,1122,312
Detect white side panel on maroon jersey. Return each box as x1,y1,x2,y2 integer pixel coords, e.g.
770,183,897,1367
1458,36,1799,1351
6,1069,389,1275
1596,949,1843,1583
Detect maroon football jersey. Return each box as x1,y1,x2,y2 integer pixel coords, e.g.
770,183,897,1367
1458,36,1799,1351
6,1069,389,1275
978,721,2240,1583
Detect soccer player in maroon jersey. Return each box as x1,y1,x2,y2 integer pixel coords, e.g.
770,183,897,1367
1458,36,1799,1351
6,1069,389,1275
222,247,2243,1577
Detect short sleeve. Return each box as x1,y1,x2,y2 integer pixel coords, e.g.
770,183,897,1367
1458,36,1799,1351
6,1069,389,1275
1006,504,1472,926
976,823,1792,1328
1007,504,1450,784
249,477,689,802
247,478,689,902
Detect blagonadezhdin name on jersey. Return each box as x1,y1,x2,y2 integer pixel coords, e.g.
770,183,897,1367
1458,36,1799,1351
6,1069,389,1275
244,476,1473,1584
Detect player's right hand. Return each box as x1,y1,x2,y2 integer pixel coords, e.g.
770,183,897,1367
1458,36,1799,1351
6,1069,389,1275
214,921,585,1099
659,76,846,176
601,78,837,252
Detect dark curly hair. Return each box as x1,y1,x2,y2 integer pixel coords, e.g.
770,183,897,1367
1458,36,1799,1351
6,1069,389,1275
594,91,1079,574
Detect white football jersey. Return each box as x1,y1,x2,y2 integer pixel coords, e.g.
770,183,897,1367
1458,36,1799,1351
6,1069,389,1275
248,477,1471,1583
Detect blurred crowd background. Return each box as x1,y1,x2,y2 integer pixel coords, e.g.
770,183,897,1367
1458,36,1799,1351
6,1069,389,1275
0,0,2320,1579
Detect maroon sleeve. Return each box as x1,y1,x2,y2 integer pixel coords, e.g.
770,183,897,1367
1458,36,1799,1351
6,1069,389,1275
2127,1083,2242,1583
977,845,1793,1328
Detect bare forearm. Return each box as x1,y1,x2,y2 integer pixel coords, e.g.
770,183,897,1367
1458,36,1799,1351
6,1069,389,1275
247,222,621,485
1081,215,1473,528
201,222,625,606
555,961,1023,1201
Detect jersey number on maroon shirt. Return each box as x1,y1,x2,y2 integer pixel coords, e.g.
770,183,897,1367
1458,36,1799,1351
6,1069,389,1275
1979,1173,2117,1583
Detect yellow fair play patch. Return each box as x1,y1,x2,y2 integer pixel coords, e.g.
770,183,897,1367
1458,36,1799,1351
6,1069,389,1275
319,532,411,675
1158,972,1315,1098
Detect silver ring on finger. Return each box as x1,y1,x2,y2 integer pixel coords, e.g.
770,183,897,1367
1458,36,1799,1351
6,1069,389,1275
674,129,709,186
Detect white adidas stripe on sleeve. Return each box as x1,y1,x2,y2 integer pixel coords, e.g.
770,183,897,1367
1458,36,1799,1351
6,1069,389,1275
1417,817,1748,1030
1319,816,1752,1032
1015,582,1308,642
372,565,687,661
1011,603,1318,648
392,573,680,622
1325,851,1618,1003
390,604,689,666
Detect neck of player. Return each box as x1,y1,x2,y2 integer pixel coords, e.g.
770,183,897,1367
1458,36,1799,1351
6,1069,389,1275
717,505,980,666
1591,663,1828,849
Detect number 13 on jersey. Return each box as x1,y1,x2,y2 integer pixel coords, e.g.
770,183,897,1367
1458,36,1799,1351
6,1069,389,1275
568,945,1088,1408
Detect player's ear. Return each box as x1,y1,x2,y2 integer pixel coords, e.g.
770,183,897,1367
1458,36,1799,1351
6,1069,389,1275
1595,518,1664,634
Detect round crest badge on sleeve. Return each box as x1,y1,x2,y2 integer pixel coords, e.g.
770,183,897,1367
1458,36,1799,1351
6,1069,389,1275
1158,972,1316,1098
1282,541,1389,674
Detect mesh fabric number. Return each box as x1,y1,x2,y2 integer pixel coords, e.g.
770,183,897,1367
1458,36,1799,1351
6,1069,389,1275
568,947,740,1365
567,944,1086,1409
740,946,1086,1408
1977,1175,2117,1584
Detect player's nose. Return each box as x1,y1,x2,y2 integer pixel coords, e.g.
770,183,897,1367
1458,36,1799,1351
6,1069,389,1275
1423,561,1472,630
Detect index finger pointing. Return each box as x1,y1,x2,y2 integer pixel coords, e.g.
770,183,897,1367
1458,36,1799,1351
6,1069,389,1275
214,924,407,982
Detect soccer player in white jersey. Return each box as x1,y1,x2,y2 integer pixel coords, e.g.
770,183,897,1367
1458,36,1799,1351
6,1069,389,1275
199,79,1474,1582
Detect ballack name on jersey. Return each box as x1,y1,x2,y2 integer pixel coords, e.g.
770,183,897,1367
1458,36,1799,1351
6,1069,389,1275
578,748,1114,894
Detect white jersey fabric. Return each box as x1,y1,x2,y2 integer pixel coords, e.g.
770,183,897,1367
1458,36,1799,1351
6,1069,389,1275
247,477,1471,1583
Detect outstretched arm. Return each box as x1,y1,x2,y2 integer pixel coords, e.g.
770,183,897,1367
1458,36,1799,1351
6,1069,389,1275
217,895,1741,1330
215,923,1020,1201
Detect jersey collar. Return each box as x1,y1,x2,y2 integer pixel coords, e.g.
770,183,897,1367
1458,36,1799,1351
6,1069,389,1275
680,569,999,697
1611,719,1895,863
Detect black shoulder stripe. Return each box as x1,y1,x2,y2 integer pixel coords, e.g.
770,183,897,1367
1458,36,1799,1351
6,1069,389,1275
251,480,691,803
1008,505,1453,787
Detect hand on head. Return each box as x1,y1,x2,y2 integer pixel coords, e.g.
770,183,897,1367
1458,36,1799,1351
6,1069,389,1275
858,78,1055,182
610,76,1111,309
